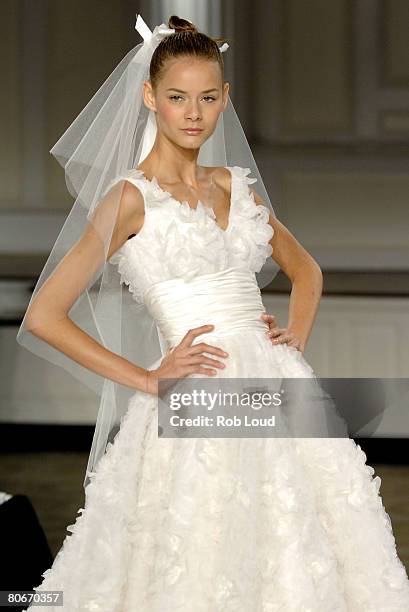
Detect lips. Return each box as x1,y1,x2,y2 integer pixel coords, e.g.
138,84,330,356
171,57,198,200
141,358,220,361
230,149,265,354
182,128,203,133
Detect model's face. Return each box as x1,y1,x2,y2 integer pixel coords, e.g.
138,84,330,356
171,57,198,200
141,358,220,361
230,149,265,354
143,57,229,149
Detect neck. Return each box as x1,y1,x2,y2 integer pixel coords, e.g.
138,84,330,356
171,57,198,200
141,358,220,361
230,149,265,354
137,142,204,188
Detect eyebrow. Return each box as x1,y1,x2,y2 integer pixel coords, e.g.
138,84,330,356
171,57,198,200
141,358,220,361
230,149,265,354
166,88,219,94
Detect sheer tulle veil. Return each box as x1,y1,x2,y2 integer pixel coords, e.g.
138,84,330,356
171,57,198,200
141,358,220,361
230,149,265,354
16,14,280,492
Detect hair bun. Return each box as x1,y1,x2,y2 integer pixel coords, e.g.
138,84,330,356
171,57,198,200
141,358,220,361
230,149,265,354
168,15,198,33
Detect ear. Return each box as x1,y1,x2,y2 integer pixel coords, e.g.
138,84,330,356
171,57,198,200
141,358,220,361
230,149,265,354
222,82,230,110
143,81,157,112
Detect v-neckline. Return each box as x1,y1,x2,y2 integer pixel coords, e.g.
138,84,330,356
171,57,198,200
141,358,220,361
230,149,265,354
132,166,234,234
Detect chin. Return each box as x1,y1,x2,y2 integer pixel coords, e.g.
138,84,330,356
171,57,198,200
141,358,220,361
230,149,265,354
175,135,206,149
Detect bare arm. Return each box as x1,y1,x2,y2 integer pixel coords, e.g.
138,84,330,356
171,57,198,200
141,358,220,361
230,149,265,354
251,188,323,353
24,180,152,393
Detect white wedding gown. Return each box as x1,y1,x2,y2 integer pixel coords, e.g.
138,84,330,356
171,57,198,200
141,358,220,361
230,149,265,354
24,166,409,611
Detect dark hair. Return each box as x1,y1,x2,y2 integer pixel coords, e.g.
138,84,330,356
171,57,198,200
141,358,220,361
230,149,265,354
149,15,228,90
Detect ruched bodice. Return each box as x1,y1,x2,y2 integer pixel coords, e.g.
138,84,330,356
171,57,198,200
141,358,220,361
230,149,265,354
144,267,269,351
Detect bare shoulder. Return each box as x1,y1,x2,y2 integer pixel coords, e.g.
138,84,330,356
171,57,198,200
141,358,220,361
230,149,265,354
120,179,144,212
209,165,264,206
204,166,232,196
118,179,145,233
108,178,145,258
104,175,144,214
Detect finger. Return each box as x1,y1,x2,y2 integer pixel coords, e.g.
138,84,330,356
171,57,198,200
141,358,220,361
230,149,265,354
271,334,291,345
261,313,277,322
178,325,215,349
266,327,285,339
287,340,300,349
184,355,226,369
185,365,217,376
188,342,229,357
287,339,301,349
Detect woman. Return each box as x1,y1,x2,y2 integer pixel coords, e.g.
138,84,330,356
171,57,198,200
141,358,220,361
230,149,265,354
19,14,409,611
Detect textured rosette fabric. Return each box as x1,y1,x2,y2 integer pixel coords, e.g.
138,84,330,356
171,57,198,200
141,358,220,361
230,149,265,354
108,166,274,304
144,172,229,282
227,166,274,273
23,331,409,611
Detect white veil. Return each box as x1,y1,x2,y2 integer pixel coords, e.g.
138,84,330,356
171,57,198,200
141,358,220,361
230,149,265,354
16,14,280,492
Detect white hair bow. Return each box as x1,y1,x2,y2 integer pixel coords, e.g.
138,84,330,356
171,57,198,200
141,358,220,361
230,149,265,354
135,13,229,53
135,14,175,45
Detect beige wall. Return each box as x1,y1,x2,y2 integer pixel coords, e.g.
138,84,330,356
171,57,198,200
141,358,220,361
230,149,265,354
234,0,409,270
0,1,21,205
0,0,408,270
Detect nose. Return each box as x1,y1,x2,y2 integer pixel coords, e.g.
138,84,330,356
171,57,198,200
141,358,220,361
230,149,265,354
185,101,202,121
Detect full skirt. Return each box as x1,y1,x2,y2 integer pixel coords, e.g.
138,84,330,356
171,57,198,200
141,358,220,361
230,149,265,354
24,330,409,611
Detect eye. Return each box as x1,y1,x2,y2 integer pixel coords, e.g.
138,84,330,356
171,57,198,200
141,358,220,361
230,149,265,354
169,95,217,102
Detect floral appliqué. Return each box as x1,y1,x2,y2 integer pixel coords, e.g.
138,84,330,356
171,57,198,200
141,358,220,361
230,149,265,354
109,166,274,303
